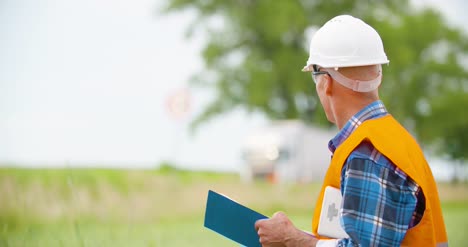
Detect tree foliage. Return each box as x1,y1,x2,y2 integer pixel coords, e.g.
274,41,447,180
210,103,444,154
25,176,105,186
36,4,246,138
163,0,468,161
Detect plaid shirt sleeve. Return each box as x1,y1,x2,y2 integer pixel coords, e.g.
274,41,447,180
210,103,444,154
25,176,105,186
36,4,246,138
336,142,420,247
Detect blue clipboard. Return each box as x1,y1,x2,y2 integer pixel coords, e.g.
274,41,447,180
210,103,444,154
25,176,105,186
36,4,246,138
204,190,268,247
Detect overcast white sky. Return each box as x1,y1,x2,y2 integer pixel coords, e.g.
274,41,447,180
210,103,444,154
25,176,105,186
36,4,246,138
0,0,269,170
0,0,466,170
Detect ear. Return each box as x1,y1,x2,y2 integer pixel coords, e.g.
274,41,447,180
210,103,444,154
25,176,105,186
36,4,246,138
324,74,333,96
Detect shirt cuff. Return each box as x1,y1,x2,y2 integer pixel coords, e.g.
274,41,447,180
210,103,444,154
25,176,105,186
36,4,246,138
316,239,339,247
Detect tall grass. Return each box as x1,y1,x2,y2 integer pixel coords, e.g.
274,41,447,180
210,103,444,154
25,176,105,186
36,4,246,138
0,167,467,246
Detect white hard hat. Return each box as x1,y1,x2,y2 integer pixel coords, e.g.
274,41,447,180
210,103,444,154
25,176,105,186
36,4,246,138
302,15,389,71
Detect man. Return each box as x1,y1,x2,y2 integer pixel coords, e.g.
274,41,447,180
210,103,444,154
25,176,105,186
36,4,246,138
255,15,448,247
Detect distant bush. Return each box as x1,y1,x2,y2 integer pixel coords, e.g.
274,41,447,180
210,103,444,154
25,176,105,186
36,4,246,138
157,161,182,174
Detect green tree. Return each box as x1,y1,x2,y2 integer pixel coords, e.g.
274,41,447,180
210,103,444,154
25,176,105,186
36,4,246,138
163,0,468,161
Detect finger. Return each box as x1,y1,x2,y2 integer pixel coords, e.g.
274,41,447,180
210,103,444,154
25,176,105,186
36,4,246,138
258,236,267,245
254,218,266,231
272,211,285,218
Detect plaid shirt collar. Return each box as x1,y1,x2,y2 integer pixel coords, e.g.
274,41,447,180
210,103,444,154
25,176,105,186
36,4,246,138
328,100,388,153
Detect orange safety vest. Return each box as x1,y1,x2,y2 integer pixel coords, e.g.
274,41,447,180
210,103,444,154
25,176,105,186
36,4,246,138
312,115,448,246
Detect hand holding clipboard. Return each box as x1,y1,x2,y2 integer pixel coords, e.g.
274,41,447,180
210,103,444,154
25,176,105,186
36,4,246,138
204,190,268,247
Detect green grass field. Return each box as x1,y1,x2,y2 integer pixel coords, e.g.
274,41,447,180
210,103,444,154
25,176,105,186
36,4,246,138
0,167,467,246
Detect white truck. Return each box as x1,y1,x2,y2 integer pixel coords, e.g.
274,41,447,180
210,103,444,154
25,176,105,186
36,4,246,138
240,120,335,183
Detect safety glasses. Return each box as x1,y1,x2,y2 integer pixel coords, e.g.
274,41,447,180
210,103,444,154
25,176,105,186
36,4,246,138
311,65,329,84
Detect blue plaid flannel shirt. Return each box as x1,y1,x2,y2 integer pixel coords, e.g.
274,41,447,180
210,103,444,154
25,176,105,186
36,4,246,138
328,100,424,247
